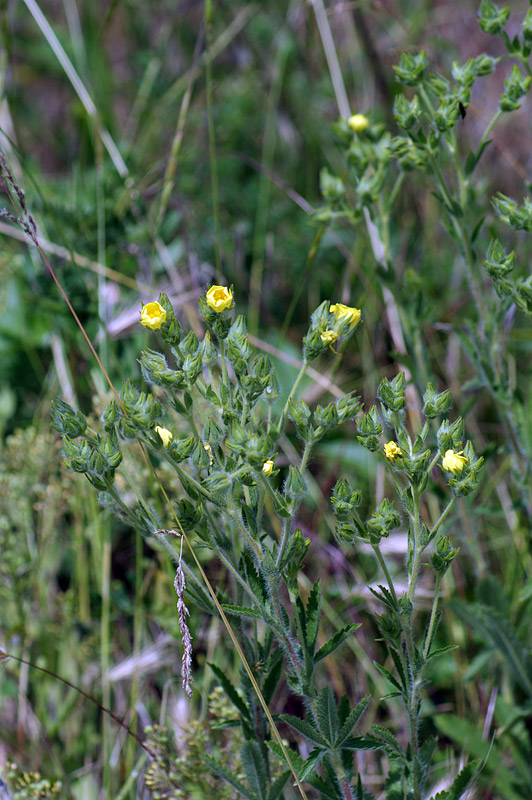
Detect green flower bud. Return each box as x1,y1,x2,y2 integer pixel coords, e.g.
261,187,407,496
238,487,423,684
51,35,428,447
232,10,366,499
356,406,383,451
333,522,359,544
183,352,203,384
434,96,461,132
198,295,232,340
314,402,339,431
203,418,225,444
199,332,218,366
282,527,310,592
169,435,196,461
393,50,428,86
202,470,232,494
430,536,459,575
474,54,496,76
437,418,464,453
102,400,119,431
499,65,532,113
181,331,199,355
288,399,312,438
139,349,183,387
176,500,204,531
366,498,401,541
377,373,406,413
51,398,87,438
478,0,509,35
423,383,452,419
393,93,422,130
63,436,91,472
320,168,345,202
336,393,362,422
284,466,307,502
331,478,362,519
99,430,122,469
376,612,402,644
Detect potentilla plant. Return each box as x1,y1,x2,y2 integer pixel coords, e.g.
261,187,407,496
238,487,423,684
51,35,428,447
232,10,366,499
52,286,483,800
315,2,532,526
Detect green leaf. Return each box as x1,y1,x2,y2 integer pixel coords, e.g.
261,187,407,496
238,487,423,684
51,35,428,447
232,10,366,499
367,725,406,761
262,648,284,706
266,741,304,773
464,140,492,176
306,580,322,655
314,624,361,663
446,759,481,800
220,604,263,620
298,747,325,781
208,662,251,721
277,714,329,748
267,771,290,800
205,756,257,799
241,502,258,536
316,686,338,746
373,662,402,692
426,644,458,661
335,696,371,747
241,741,267,800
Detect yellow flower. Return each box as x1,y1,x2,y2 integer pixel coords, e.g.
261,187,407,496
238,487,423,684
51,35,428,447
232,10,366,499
262,459,274,476
348,113,369,133
155,426,173,448
320,329,339,345
140,301,167,330
204,442,214,465
442,449,468,475
330,303,362,330
206,285,233,313
384,441,402,462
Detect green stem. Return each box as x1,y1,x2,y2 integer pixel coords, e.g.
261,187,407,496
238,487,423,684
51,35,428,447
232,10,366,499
423,572,443,660
277,360,308,434
371,543,398,605
428,497,456,544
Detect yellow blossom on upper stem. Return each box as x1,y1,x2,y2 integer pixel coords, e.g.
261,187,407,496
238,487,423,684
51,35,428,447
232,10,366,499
348,113,369,133
204,442,214,466
206,285,233,313
155,426,173,448
320,329,339,346
330,303,362,330
140,301,167,330
384,441,402,462
262,459,274,476
442,449,468,475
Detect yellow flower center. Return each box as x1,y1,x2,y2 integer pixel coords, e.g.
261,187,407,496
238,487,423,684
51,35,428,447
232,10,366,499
347,113,369,133
206,285,233,313
442,449,468,475
140,301,167,330
384,441,402,462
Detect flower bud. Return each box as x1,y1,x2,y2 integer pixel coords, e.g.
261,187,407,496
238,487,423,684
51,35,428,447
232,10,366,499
356,406,383,451
155,426,173,448
51,398,87,438
423,383,452,419
377,373,406,413
183,352,203,384
206,285,233,313
430,536,459,576
478,0,509,35
320,168,345,202
102,400,119,431
284,466,307,502
313,402,339,431
139,349,183,387
393,94,421,130
393,50,427,86
347,113,369,133
366,498,401,541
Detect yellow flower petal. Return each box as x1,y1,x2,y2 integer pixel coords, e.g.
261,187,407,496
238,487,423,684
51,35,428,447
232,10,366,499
320,329,339,345
206,285,233,313
155,426,173,448
330,303,362,330
384,441,402,462
442,449,468,475
140,301,167,330
262,459,274,476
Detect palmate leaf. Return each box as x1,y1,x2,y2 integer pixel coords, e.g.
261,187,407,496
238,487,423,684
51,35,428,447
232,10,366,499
335,696,371,748
205,755,257,800
241,741,267,800
306,579,321,654
298,747,326,781
314,623,361,663
316,686,338,746
373,662,402,692
277,714,329,748
262,647,284,706
367,725,406,761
